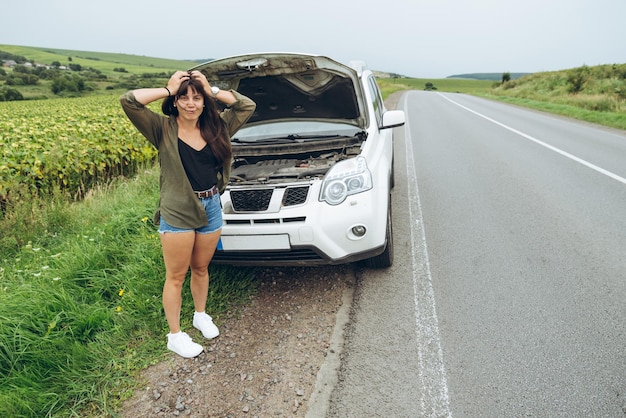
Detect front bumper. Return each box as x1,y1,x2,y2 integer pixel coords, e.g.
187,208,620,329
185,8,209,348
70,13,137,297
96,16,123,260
214,182,388,266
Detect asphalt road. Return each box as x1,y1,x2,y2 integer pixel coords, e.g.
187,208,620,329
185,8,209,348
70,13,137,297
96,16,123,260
324,91,626,417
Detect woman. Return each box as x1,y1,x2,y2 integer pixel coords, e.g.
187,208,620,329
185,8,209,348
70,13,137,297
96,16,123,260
120,70,255,358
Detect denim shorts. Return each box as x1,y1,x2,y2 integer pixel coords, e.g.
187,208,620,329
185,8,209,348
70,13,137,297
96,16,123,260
158,193,223,234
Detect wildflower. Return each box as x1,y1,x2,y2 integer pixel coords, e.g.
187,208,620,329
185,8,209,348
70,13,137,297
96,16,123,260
116,306,122,312
52,277,61,281
46,321,56,336
118,289,125,297
141,216,149,223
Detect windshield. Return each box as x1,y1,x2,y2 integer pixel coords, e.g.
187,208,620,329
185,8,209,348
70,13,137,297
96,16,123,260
232,121,362,144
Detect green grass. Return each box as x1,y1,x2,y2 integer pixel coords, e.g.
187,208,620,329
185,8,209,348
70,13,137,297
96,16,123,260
0,167,258,416
378,65,626,131
475,94,626,131
379,77,493,96
484,65,626,130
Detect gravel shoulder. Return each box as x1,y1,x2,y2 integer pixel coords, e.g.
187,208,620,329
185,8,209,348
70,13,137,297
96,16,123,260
121,265,353,417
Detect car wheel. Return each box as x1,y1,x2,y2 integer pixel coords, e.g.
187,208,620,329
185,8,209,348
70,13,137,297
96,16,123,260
364,197,393,268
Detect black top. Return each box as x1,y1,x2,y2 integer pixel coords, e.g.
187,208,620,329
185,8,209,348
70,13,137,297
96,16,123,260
178,139,219,191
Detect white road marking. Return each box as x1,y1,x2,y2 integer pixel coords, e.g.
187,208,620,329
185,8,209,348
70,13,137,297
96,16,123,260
439,93,626,186
402,94,452,417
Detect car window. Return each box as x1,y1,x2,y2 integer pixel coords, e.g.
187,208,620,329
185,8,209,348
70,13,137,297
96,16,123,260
233,121,362,142
367,76,384,127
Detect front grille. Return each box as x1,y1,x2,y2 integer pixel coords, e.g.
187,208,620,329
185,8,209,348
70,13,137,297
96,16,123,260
283,186,309,206
230,189,273,211
230,186,310,212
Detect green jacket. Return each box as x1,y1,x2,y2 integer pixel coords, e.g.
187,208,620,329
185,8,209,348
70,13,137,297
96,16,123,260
120,90,256,229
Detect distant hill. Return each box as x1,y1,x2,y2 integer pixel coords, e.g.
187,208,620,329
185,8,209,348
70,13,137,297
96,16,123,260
0,44,211,100
447,73,532,81
0,44,200,76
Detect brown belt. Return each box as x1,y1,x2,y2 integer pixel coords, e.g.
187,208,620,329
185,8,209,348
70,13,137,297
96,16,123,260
194,185,219,198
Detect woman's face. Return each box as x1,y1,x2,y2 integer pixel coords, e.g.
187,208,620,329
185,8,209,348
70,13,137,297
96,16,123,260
175,85,205,122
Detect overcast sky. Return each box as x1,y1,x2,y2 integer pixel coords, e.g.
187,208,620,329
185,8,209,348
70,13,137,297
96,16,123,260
3,0,625,78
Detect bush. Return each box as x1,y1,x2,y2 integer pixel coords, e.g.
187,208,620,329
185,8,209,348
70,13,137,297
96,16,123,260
0,87,24,101
613,64,626,79
567,66,589,94
51,74,86,95
501,80,517,90
0,50,28,64
32,66,61,80
12,64,31,74
4,66,40,86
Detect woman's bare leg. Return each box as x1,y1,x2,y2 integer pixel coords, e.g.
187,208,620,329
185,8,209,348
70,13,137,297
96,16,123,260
189,230,221,312
160,231,196,333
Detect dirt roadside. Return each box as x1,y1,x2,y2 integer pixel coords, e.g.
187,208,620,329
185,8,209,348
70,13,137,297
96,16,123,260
121,265,353,417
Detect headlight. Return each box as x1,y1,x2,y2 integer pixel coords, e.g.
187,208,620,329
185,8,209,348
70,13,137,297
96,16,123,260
320,156,372,205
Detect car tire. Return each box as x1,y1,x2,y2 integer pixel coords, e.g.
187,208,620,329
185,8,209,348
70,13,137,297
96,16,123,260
364,196,393,268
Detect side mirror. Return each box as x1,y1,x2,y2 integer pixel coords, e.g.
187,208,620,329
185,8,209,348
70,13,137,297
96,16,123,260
381,110,405,130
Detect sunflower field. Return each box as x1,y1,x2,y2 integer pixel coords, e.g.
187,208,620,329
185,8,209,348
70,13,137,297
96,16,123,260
0,95,156,200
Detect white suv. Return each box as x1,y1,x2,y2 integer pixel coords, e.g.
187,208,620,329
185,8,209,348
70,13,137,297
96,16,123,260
191,53,405,268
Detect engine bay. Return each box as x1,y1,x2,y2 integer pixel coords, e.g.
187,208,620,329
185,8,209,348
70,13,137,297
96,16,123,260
229,142,363,185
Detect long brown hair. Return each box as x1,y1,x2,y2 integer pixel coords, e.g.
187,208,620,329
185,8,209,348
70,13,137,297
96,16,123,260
161,78,232,168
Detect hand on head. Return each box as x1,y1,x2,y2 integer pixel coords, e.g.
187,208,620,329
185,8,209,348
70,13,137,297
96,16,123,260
166,70,212,96
188,70,212,92
165,71,189,96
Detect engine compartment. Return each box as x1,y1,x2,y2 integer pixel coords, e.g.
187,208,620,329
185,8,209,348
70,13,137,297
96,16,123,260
229,141,363,185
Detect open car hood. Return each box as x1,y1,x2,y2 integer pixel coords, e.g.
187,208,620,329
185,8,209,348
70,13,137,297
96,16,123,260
190,53,367,129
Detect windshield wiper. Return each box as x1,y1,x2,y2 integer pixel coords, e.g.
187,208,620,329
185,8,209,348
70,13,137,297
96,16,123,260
284,134,345,140
231,137,295,144
232,134,346,144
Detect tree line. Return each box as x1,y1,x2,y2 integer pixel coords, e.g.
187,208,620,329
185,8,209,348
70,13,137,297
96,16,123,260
0,50,171,101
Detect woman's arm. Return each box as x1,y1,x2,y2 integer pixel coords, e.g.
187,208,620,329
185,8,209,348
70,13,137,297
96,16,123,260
131,86,171,106
220,90,256,136
212,88,238,105
133,71,191,105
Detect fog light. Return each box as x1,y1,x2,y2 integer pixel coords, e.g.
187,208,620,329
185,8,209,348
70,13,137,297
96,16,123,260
351,225,367,237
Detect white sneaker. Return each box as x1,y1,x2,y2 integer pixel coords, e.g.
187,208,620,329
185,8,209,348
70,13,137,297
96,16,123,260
167,332,203,358
193,312,220,339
